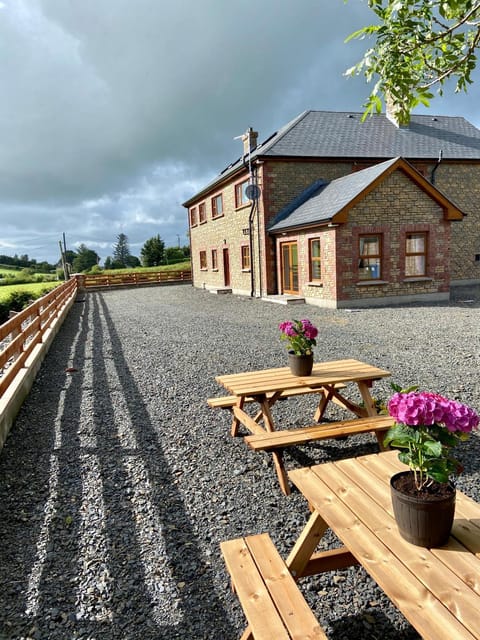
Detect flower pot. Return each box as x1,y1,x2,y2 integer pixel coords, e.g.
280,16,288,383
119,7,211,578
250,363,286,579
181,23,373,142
288,352,314,376
390,471,456,547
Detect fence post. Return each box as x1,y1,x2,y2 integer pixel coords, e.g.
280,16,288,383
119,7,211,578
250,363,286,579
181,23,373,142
72,274,86,296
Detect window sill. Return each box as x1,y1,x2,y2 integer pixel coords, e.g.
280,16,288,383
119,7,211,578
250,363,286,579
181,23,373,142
212,214,224,220
199,220,207,225
307,281,323,287
200,268,208,272
235,203,251,211
212,268,218,272
241,269,251,273
356,280,388,286
402,276,433,283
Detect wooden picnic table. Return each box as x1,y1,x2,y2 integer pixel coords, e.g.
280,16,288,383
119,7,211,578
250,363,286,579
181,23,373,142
214,359,392,494
286,449,480,640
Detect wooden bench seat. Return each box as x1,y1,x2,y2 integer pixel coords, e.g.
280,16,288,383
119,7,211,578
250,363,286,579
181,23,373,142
220,533,327,640
244,415,395,452
207,383,346,410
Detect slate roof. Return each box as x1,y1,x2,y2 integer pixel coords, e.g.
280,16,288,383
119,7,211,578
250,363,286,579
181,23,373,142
268,157,415,232
208,111,480,182
185,110,480,205
257,110,480,160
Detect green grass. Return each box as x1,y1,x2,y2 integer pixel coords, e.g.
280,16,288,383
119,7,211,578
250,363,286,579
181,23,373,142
0,281,61,303
102,260,191,275
0,266,22,276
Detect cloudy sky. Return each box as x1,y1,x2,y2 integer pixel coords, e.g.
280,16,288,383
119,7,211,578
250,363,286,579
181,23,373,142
1,0,480,265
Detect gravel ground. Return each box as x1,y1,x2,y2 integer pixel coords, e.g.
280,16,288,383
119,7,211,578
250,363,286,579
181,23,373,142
0,284,479,640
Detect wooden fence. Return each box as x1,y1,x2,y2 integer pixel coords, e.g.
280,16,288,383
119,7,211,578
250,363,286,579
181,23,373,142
0,278,78,450
80,269,192,290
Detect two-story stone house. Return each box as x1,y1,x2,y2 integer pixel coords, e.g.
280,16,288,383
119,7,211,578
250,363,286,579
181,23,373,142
183,110,480,307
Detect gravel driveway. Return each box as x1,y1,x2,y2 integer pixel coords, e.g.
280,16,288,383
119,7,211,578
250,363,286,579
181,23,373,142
0,284,479,640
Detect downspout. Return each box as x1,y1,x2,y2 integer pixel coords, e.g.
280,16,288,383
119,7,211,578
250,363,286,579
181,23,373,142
430,149,443,185
239,128,261,298
241,148,256,298
248,200,256,297
257,199,262,298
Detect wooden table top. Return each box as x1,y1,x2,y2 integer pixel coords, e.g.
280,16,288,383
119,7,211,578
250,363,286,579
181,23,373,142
216,359,391,396
288,450,480,640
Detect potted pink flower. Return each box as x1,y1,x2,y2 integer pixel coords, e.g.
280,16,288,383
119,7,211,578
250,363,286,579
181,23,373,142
279,319,318,376
384,390,479,547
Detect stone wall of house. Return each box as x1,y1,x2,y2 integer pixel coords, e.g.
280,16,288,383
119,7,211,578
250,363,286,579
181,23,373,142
262,159,352,225
187,157,480,301
274,170,453,307
261,159,353,294
188,170,262,296
262,159,480,291
434,163,480,284
335,170,450,303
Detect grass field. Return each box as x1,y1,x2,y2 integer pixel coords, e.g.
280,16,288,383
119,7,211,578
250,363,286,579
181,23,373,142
0,281,61,303
0,267,22,276
102,260,191,275
0,262,191,305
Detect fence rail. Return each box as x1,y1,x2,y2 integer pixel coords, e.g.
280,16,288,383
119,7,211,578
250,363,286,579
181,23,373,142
81,269,192,289
0,278,78,449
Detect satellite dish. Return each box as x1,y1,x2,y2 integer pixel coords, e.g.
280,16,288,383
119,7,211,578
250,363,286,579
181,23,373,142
245,184,261,200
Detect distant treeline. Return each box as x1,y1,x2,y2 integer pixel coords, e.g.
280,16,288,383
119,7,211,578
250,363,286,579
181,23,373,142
0,254,56,272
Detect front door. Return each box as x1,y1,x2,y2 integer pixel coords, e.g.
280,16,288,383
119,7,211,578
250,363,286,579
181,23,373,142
223,248,230,287
281,242,299,294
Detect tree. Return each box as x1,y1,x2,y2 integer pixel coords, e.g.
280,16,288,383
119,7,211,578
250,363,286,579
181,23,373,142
113,233,131,267
72,244,100,272
165,246,185,262
141,235,165,266
126,255,141,268
346,0,480,124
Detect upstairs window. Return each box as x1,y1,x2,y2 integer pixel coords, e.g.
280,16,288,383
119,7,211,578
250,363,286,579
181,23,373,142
199,250,207,270
405,232,427,277
199,202,206,224
359,235,382,280
235,180,250,208
190,207,197,227
309,238,321,281
241,245,250,270
211,194,223,218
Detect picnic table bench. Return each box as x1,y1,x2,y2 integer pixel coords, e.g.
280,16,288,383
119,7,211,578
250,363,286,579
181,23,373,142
244,414,394,451
211,359,391,494
220,533,327,640
221,450,480,639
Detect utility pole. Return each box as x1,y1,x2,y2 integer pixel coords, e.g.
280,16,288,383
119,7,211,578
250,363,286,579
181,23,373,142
59,232,70,279
59,241,68,280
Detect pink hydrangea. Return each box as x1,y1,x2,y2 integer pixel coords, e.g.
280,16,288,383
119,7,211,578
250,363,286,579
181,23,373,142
300,319,318,340
388,391,480,433
279,319,318,356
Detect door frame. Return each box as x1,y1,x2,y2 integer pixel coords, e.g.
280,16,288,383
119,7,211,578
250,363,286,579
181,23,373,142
280,241,299,294
222,247,230,287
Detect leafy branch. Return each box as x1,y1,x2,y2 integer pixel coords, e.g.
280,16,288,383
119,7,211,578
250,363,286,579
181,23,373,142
345,0,480,123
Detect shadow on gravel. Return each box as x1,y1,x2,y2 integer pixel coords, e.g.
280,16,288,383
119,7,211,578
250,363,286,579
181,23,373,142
0,293,235,640
329,612,420,640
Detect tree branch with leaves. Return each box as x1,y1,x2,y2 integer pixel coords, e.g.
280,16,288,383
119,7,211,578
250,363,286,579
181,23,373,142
345,0,480,123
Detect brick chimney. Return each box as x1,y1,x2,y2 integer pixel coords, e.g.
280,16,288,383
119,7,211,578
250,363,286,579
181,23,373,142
242,127,258,154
